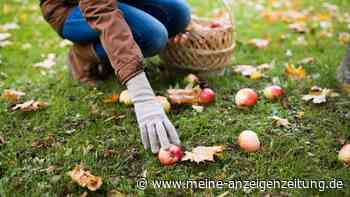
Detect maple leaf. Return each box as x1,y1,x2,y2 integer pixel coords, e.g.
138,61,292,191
271,116,291,128
2,89,25,103
67,164,103,191
302,86,339,104
12,100,48,112
182,146,224,163
285,64,306,80
248,38,270,49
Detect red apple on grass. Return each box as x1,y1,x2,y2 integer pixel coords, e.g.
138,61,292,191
158,145,183,166
199,88,216,105
235,88,258,107
339,144,350,164
264,85,284,101
237,130,261,152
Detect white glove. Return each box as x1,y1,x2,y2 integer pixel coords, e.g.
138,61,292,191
126,72,181,153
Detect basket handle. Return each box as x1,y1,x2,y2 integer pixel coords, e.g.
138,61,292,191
218,0,235,29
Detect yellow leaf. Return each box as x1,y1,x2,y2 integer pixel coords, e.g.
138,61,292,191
67,164,103,191
285,64,306,80
250,71,263,80
182,146,224,163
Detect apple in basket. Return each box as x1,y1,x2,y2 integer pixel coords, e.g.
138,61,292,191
210,22,223,29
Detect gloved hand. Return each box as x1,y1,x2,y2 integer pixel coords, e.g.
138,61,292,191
126,72,181,153
337,45,350,84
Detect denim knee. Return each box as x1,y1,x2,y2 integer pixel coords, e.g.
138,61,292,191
166,0,191,37
141,24,168,58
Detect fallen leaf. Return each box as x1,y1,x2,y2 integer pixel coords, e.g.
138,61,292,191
0,22,19,31
298,57,315,65
289,23,308,33
33,53,56,69
338,32,350,44
296,111,305,119
2,89,25,103
182,146,224,163
167,87,201,105
0,33,12,47
248,38,270,49
108,190,127,197
302,86,339,104
67,164,103,191
257,63,273,71
271,116,291,128
12,100,48,112
103,94,119,103
285,64,306,80
234,65,258,77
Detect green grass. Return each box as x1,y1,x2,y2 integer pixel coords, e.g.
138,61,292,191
1,0,350,196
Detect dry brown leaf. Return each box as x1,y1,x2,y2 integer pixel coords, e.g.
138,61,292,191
182,146,224,163
285,64,306,80
103,94,119,103
67,164,103,191
302,86,339,104
248,38,270,49
2,89,25,103
167,87,201,105
12,100,48,112
271,116,291,128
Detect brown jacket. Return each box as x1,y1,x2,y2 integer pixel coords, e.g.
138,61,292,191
40,0,144,84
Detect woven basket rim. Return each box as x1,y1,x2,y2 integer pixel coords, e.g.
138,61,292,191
167,43,236,55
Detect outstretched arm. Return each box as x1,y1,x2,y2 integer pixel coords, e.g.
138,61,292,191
79,0,181,153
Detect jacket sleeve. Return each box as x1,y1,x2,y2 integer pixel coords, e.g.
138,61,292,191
79,0,144,84
40,0,73,36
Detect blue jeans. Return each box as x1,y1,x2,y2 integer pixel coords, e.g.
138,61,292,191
62,0,191,59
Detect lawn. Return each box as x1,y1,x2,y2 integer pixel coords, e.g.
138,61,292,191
1,0,350,196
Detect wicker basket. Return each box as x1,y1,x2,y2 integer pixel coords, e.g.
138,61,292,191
159,0,235,75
